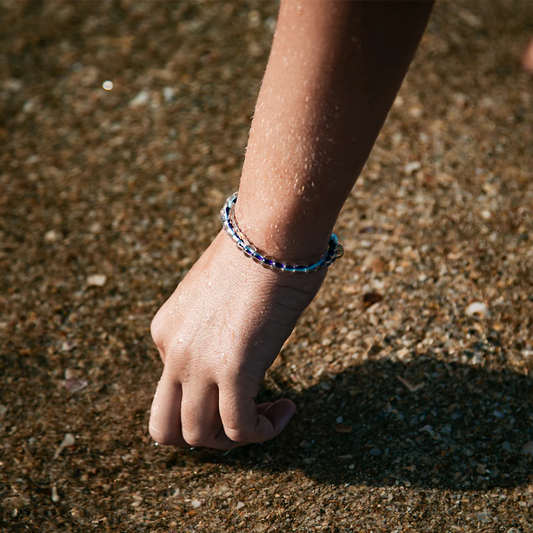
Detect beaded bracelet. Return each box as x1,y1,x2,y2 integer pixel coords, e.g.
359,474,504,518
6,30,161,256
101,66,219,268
220,192,343,273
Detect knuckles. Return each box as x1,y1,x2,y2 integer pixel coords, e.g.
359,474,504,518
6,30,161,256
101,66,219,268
224,427,250,444
181,432,212,448
150,314,166,349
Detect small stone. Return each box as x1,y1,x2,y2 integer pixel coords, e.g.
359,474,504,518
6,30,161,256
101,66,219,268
236,501,245,510
363,255,388,274
0,405,6,418
87,274,107,287
51,486,60,503
476,463,487,475
89,222,102,233
404,161,421,174
419,425,435,437
61,340,78,352
162,87,175,103
191,500,201,508
362,291,383,309
129,90,150,108
63,377,88,393
369,447,382,456
44,230,60,243
502,441,512,452
465,302,489,319
335,424,353,434
521,442,533,455
2,496,25,510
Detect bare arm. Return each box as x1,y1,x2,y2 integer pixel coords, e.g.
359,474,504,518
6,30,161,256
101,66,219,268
149,0,434,450
238,0,434,262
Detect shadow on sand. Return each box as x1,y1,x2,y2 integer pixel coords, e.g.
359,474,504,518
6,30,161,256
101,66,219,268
175,358,533,490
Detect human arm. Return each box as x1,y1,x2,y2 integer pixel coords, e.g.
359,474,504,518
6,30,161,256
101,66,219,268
148,0,434,450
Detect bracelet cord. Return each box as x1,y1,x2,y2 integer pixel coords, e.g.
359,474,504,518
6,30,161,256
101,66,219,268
220,192,343,273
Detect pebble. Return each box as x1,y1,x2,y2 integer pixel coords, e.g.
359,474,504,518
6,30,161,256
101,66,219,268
335,424,353,434
369,447,382,456
0,405,6,418
129,90,150,108
61,340,78,352
162,87,175,103
44,230,60,243
63,377,88,393
404,161,421,174
477,511,491,523
51,486,60,503
87,274,107,287
465,302,489,318
362,291,383,308
191,500,201,508
501,441,512,452
236,501,245,510
521,441,533,455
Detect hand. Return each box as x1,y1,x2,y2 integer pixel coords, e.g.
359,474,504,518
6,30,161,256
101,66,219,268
149,231,326,450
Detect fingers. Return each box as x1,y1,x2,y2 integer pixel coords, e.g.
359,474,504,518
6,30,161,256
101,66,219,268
149,369,186,447
150,372,296,449
180,383,226,448
219,387,296,444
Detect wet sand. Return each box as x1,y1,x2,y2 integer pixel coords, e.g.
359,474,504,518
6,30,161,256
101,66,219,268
1,1,533,531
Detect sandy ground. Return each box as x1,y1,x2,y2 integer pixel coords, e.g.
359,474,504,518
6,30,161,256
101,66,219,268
1,1,533,531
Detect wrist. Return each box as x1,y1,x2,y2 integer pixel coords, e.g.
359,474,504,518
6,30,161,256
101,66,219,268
232,190,336,265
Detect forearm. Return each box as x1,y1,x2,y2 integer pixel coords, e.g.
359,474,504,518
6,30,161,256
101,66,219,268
236,0,434,263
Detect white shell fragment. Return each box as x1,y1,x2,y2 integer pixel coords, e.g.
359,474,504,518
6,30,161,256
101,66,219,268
44,230,60,243
465,302,489,318
404,161,421,174
87,274,107,287
53,433,76,459
129,90,150,108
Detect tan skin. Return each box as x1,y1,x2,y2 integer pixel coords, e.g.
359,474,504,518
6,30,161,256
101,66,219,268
149,1,434,450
